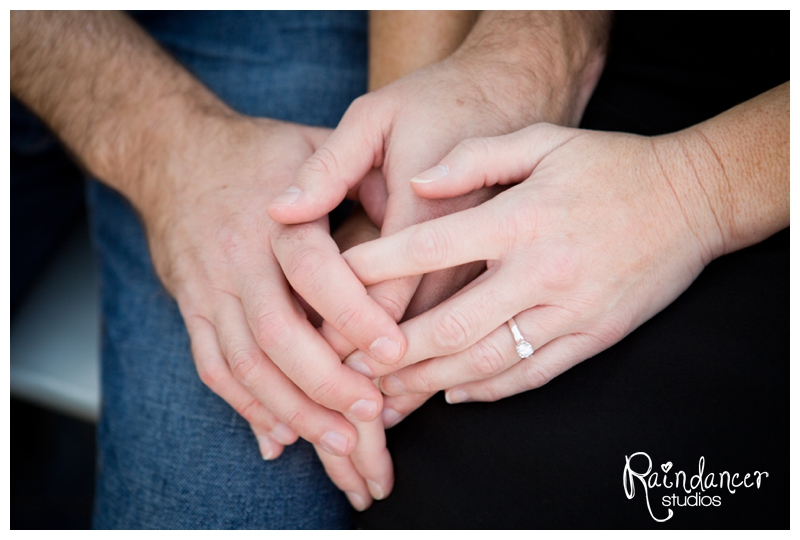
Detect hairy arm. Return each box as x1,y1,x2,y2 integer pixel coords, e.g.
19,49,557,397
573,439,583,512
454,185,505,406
11,10,409,464
10,11,226,209
451,10,612,128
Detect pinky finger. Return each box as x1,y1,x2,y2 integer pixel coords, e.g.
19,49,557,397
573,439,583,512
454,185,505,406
382,392,435,429
445,333,603,403
314,445,372,512
185,313,299,452
250,424,285,461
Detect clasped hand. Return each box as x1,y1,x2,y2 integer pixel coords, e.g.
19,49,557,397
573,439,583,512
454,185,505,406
266,121,720,509
337,124,713,411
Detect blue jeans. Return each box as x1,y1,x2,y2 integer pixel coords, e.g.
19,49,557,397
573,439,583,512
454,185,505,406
89,11,367,529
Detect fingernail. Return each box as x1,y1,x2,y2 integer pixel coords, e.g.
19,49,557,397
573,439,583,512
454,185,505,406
346,491,368,511
271,186,302,206
345,358,373,378
445,389,472,404
369,336,402,363
381,375,406,395
256,435,275,460
270,422,295,445
367,479,385,500
410,163,449,183
319,431,349,455
349,399,379,422
382,407,403,428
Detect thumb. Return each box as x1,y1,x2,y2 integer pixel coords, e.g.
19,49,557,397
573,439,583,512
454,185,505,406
268,96,390,224
409,123,579,199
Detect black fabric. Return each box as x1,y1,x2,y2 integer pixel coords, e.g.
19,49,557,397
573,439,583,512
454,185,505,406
582,11,788,136
10,98,86,316
356,11,789,529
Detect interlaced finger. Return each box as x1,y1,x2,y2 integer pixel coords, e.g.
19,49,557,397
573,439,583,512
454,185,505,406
212,293,359,456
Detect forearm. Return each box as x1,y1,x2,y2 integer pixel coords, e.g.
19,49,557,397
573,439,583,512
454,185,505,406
657,82,789,260
452,10,612,128
368,10,478,91
10,11,228,207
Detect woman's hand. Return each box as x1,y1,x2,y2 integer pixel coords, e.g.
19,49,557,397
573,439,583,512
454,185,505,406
341,92,788,417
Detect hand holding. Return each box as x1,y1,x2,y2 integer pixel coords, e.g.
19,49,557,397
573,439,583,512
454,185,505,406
343,123,720,411
269,10,612,365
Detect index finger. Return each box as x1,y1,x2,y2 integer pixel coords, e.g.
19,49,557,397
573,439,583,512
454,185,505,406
343,200,511,286
271,219,408,365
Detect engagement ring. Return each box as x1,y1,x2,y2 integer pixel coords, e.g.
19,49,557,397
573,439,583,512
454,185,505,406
507,317,534,359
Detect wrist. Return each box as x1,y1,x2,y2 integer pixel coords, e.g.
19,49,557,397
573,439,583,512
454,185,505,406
450,11,610,128
649,132,729,264
93,91,235,213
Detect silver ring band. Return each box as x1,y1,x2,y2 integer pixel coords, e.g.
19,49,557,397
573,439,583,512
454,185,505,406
507,317,534,359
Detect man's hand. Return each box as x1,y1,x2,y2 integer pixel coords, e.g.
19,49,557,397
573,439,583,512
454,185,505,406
11,11,409,459
142,114,402,457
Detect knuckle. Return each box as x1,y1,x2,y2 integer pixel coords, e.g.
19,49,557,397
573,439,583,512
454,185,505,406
478,382,507,403
518,360,552,390
267,221,287,244
284,246,326,287
252,307,288,348
404,367,436,393
304,146,339,177
470,340,508,377
306,376,338,405
283,407,307,432
271,222,319,261
218,226,245,262
196,360,225,389
236,397,261,424
588,317,629,347
229,347,262,382
536,249,581,291
455,137,491,167
499,202,529,249
372,285,409,322
332,305,361,334
349,93,381,118
407,225,451,269
431,310,472,352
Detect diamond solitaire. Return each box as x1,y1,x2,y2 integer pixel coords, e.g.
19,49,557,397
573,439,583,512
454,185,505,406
516,341,534,359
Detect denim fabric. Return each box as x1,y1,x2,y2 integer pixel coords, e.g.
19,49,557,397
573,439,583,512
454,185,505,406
89,11,367,529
